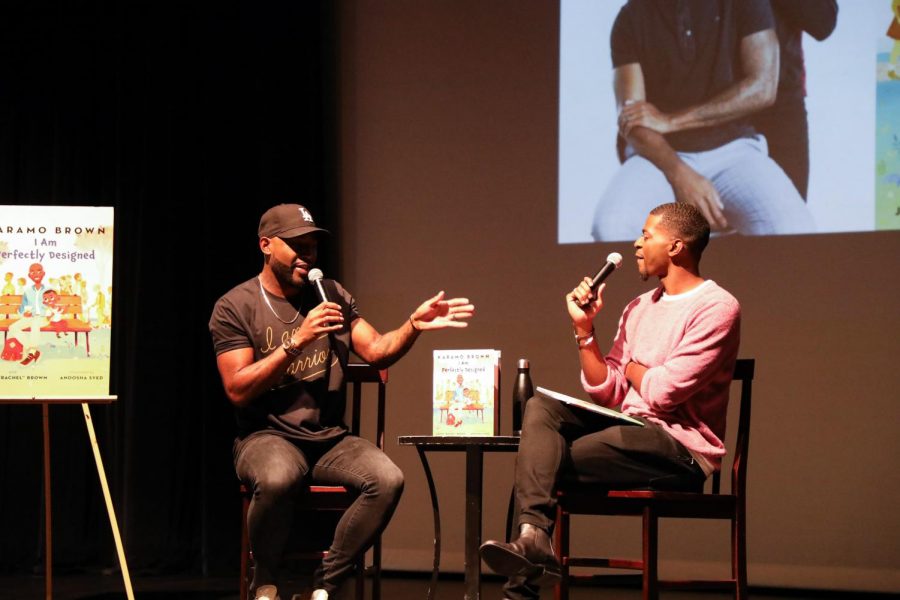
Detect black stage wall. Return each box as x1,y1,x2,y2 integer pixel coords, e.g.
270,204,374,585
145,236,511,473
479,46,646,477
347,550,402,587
0,1,337,576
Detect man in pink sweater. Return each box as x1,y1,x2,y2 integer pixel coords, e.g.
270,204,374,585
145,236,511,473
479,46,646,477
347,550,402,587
481,202,741,600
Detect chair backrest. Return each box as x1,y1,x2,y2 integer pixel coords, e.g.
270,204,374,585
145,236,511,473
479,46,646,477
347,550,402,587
711,358,754,498
344,363,389,451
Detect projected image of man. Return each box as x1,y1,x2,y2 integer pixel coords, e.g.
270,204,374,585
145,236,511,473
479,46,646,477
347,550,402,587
591,0,815,241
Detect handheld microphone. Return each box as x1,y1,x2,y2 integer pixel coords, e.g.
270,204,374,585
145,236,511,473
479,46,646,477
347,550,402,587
307,268,330,303
578,252,623,308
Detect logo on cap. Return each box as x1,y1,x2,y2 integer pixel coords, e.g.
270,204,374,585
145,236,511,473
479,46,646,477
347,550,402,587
299,206,314,223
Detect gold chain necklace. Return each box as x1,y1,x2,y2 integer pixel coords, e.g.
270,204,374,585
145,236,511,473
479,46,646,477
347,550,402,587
257,276,301,324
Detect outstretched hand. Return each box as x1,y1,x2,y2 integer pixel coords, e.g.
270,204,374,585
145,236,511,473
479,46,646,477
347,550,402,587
410,291,475,331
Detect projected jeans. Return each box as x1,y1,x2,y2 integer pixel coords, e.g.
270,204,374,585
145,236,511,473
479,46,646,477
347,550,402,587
591,135,815,241
234,432,404,596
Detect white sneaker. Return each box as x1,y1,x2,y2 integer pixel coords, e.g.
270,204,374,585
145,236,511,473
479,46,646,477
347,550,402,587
254,584,280,600
310,590,329,600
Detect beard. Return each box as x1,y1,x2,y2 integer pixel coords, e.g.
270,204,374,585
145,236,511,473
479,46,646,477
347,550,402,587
270,256,307,291
638,260,649,281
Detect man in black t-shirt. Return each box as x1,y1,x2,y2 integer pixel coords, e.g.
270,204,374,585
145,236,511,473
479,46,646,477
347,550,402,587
209,204,474,600
591,0,816,242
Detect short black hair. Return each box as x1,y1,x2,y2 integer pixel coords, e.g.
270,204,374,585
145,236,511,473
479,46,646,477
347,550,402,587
649,202,710,259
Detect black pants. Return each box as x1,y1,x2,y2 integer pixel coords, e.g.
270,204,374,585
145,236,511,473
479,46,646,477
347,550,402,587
505,395,704,600
235,433,404,596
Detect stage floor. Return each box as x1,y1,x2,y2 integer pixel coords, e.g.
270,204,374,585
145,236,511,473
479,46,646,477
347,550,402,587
0,572,891,600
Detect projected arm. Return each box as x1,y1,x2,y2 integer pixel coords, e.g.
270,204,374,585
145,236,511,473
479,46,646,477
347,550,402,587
614,64,728,230
619,29,779,136
772,0,837,41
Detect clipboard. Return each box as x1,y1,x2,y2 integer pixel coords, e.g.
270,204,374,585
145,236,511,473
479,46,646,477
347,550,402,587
536,386,644,426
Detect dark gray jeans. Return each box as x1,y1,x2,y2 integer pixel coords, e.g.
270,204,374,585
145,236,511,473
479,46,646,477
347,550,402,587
506,395,704,600
235,432,404,596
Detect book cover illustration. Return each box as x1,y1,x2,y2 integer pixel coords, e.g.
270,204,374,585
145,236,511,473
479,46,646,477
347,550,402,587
0,205,114,397
432,349,500,436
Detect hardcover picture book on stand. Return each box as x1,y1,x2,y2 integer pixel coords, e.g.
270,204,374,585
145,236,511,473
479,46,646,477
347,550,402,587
432,349,500,436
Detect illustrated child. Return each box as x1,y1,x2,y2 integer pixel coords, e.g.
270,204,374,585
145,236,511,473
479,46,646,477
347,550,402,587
90,284,108,325
42,289,66,332
889,0,900,79
1,272,14,295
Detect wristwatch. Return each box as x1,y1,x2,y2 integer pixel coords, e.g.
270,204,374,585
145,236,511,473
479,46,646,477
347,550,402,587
282,338,303,357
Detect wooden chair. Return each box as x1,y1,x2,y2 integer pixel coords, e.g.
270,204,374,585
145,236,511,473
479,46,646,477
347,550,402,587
239,363,388,600
554,358,755,600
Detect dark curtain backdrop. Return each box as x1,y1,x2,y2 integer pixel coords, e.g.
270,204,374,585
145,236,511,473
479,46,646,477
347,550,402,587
0,1,338,577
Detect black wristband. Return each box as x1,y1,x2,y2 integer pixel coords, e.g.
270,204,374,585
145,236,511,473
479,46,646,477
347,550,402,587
282,338,302,357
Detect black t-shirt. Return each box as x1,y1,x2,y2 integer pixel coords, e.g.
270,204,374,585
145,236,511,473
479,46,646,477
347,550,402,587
610,0,774,152
209,276,360,442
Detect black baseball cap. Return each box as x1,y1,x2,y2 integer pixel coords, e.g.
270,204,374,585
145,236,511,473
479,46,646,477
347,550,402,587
258,204,330,239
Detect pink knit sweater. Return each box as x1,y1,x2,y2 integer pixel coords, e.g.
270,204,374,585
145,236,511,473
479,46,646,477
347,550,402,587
581,280,741,473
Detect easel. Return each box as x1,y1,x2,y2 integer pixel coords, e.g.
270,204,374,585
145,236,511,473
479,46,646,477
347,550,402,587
0,396,134,600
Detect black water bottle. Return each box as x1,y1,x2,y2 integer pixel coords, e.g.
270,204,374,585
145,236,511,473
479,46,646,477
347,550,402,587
512,358,533,436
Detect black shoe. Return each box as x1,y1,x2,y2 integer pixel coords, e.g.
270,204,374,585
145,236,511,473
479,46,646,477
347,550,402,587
480,524,560,585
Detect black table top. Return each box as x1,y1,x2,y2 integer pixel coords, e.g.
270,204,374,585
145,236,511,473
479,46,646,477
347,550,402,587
398,435,520,450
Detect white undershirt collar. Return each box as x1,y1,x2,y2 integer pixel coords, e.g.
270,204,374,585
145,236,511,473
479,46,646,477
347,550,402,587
660,279,713,302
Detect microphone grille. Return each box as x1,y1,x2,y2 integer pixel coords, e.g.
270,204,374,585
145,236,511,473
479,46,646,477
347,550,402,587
607,252,623,268
308,268,324,282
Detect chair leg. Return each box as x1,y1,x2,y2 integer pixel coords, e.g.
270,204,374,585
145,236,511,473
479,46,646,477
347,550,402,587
505,487,516,542
554,506,570,600
642,508,658,600
734,511,748,600
372,536,382,600
355,553,365,600
240,495,250,600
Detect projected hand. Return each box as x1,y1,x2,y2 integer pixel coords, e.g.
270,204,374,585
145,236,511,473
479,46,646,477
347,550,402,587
618,100,673,137
668,164,729,231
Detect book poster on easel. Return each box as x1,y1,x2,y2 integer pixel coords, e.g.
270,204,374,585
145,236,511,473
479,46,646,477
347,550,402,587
0,205,114,396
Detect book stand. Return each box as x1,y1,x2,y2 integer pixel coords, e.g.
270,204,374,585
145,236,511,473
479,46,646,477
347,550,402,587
0,396,133,600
